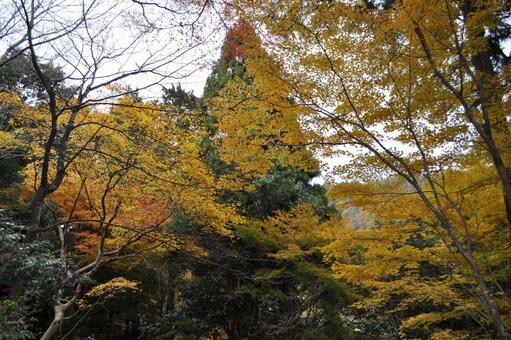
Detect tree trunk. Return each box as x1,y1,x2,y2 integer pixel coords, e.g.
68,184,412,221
40,304,66,340
26,188,46,242
461,0,511,229
164,271,176,314
445,222,509,338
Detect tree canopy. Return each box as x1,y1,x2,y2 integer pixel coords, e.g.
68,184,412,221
1,0,510,339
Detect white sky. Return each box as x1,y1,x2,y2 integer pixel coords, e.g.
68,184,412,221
0,0,227,99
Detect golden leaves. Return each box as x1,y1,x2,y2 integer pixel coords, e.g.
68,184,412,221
84,277,140,299
210,50,317,179
78,277,140,307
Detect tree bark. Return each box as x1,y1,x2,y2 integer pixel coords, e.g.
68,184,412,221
40,304,66,340
462,0,511,229
163,271,176,314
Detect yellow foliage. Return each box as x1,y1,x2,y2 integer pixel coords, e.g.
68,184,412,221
209,34,318,179
84,277,140,300
323,165,510,336
78,277,140,307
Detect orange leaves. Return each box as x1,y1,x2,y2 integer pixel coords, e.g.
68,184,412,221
222,20,260,62
9,90,243,261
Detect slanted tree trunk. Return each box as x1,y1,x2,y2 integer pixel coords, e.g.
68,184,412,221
40,303,67,340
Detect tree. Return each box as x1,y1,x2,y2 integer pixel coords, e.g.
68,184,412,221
0,52,68,194
0,0,222,243
0,1,231,337
325,166,509,338
3,93,240,339
235,0,511,337
208,20,317,180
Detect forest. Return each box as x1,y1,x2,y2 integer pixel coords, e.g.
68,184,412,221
0,0,510,339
